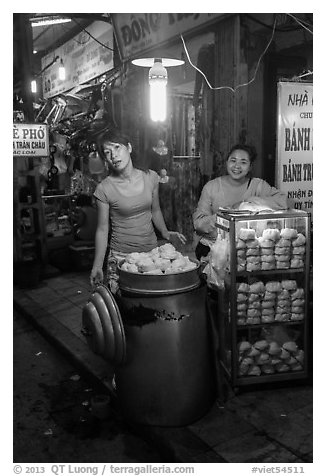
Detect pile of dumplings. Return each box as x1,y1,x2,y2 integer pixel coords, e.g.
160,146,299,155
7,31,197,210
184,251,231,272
238,339,304,376
236,279,305,325
236,227,306,272
119,243,197,275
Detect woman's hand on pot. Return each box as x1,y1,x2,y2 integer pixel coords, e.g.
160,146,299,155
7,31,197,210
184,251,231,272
90,267,103,287
168,231,187,245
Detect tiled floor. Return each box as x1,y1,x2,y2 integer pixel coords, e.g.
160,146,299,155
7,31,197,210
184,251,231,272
13,269,313,463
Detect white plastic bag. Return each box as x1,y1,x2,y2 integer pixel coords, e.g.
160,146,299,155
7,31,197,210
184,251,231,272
203,236,229,290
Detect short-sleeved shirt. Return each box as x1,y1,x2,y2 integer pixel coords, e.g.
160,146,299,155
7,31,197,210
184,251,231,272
193,175,288,245
94,169,159,253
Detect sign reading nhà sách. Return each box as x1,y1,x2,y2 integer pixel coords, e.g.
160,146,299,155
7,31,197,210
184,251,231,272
13,123,49,157
276,81,313,214
111,13,225,60
41,21,114,99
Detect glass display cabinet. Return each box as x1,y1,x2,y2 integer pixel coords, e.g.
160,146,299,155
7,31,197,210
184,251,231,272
214,209,311,388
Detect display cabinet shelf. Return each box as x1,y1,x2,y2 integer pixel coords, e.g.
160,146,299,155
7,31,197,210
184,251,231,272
235,268,305,277
236,320,304,329
213,209,311,388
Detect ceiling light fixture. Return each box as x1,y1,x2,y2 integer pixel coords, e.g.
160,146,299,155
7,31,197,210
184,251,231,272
30,16,71,28
58,59,66,81
132,57,184,122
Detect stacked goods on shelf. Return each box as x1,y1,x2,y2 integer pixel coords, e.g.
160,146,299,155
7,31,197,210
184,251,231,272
236,279,305,326
236,228,306,272
238,339,304,377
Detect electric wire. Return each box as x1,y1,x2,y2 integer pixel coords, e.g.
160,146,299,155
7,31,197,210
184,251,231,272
286,13,313,35
286,13,313,29
297,71,313,79
71,18,114,51
181,12,313,94
180,16,277,93
244,13,301,32
58,23,91,45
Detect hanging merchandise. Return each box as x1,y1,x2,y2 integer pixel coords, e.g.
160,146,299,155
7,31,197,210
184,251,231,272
82,174,98,195
51,144,68,174
34,76,120,197
39,156,51,177
65,143,76,175
88,143,105,175
70,170,84,195
187,103,196,156
51,132,68,174
47,144,59,189
70,170,98,195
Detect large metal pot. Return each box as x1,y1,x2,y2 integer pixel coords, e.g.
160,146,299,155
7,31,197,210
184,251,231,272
82,262,217,426
114,261,217,426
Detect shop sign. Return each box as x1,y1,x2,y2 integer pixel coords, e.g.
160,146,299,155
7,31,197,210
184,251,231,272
41,21,113,99
111,13,224,60
276,82,313,214
13,123,49,157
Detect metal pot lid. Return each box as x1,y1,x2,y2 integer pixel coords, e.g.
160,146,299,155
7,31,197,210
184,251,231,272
90,291,116,361
81,301,105,356
95,284,126,365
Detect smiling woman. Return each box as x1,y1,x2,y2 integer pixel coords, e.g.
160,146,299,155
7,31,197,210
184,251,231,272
90,129,187,291
193,143,289,259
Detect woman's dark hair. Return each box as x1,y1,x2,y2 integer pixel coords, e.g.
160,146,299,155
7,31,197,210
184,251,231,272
226,143,257,164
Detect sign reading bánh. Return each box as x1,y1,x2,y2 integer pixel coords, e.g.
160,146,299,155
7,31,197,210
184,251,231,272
42,21,113,99
276,81,313,214
111,13,225,60
13,123,49,157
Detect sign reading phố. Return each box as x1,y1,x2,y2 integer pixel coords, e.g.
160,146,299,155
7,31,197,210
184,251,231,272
276,82,313,214
42,21,113,99
13,123,49,157
111,13,225,60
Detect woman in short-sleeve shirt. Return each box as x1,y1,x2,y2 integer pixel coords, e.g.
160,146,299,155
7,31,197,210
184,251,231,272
90,129,186,291
193,144,289,259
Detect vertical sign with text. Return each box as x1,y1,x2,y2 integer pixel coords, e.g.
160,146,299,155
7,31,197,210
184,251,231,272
276,81,313,215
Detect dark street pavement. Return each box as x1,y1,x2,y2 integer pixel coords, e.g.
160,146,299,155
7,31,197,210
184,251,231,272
12,269,314,466
13,308,163,463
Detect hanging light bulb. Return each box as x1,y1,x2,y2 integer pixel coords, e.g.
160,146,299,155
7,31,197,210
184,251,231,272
31,80,37,93
149,59,168,122
58,59,66,81
132,57,184,123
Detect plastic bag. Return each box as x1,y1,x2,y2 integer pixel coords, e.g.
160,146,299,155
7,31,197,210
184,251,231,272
203,236,229,290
